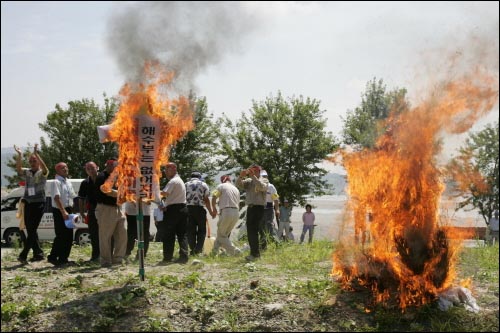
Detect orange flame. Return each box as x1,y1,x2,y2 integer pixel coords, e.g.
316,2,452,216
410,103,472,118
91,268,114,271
102,61,194,204
332,69,498,310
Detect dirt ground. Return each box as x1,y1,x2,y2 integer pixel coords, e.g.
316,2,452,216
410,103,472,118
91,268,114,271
1,242,498,332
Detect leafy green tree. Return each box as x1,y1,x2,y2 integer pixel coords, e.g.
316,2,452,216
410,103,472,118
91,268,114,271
38,96,119,179
447,122,499,225
219,92,339,206
341,78,409,149
168,95,223,188
4,145,34,188
5,96,118,186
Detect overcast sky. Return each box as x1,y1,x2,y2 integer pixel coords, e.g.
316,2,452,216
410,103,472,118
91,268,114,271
1,1,498,164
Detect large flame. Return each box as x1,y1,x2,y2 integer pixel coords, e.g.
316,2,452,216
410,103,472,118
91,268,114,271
332,69,498,310
102,61,194,204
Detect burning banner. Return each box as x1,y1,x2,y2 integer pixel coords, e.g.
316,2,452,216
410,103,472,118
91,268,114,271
97,62,194,281
99,62,194,205
332,69,498,310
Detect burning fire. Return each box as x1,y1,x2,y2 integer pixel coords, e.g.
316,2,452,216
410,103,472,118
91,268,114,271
332,70,498,310
101,61,194,204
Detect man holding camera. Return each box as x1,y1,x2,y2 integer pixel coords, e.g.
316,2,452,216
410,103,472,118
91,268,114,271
236,164,268,261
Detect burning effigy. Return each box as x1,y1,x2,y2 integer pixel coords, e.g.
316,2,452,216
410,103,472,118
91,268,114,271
98,61,194,205
332,70,498,310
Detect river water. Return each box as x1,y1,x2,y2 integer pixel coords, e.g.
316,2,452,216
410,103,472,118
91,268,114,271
286,195,486,241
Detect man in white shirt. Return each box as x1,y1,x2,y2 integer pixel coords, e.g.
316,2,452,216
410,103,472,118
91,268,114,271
47,162,77,266
160,162,189,264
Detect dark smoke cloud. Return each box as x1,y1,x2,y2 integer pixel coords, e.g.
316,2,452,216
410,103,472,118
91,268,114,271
106,1,259,94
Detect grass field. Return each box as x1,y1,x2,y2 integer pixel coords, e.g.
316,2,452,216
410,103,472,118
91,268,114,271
1,239,498,332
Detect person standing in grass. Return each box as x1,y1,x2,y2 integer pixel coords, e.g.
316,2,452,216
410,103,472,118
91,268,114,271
160,162,189,264
278,198,293,241
300,204,315,244
78,161,100,262
211,175,241,256
185,171,214,256
236,163,268,262
14,144,49,264
47,162,78,266
95,158,127,267
489,210,499,245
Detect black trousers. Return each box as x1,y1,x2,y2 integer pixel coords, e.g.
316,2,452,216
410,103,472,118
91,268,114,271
187,205,207,255
19,201,45,260
87,208,100,260
48,207,74,263
246,205,265,258
126,214,150,257
162,204,189,261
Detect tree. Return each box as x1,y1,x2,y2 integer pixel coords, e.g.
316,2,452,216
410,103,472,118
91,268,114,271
168,95,223,188
341,78,409,149
447,122,499,225
219,92,339,206
6,95,118,186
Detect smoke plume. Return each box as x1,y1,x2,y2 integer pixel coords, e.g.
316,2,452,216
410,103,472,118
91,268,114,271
106,1,259,94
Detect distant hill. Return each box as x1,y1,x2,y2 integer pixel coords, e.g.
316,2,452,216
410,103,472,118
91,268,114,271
1,147,15,187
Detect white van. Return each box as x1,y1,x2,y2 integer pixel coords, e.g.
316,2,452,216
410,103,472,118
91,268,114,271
1,179,90,246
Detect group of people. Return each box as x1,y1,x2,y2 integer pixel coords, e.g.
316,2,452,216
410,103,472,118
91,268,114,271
15,144,83,266
14,145,317,266
14,146,128,267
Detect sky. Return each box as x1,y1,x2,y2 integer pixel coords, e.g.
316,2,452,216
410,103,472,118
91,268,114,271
1,1,499,166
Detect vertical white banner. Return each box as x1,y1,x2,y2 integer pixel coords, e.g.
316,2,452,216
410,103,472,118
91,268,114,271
130,114,162,200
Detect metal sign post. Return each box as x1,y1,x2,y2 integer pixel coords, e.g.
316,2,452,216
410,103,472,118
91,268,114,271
137,198,145,281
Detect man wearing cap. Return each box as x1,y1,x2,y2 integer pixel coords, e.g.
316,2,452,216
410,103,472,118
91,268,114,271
236,164,269,261
185,171,214,256
211,175,241,256
259,170,280,250
95,158,127,267
160,162,189,264
14,143,49,264
47,162,77,266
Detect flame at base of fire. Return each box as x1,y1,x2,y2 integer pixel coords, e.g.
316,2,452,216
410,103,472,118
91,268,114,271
333,227,459,309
